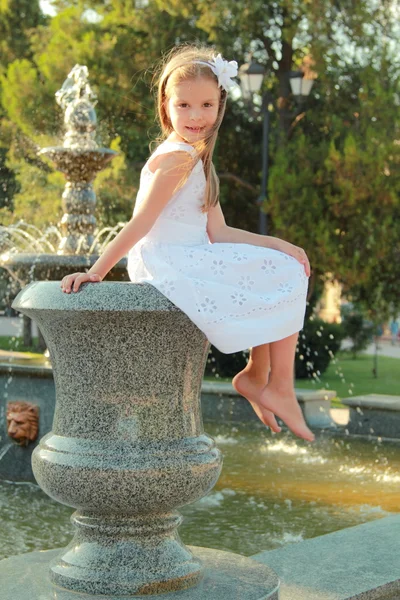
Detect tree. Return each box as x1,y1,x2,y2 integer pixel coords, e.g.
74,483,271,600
0,0,46,214
0,0,46,66
0,0,399,318
0,1,209,228
155,0,400,312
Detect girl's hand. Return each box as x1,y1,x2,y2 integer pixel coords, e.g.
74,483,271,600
61,272,102,293
274,240,311,277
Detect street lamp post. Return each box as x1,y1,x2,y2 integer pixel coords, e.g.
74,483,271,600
238,60,315,236
238,61,269,235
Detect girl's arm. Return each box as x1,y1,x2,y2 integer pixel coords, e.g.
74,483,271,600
62,152,189,293
207,202,311,276
207,202,282,249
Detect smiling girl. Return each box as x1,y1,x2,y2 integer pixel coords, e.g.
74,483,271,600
61,44,313,442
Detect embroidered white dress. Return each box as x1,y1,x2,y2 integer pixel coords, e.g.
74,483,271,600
127,140,309,354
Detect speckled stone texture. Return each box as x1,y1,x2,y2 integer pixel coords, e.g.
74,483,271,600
0,370,339,483
342,394,400,439
253,515,400,599
11,281,225,595
0,546,280,600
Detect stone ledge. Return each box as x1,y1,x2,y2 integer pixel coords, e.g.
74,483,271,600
202,380,335,402
251,515,400,600
342,394,400,412
341,395,400,439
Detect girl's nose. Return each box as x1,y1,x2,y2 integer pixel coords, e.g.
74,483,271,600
189,110,201,120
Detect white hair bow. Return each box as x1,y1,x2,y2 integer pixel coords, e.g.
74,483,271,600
195,54,238,92
209,54,238,91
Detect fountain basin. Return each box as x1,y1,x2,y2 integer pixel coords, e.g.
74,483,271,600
1,421,399,560
342,394,400,438
0,356,342,483
38,147,117,182
0,254,128,285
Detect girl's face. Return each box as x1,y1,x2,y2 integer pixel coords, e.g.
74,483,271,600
165,76,220,143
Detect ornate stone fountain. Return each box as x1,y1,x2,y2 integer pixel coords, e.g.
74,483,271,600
0,281,279,599
0,64,125,288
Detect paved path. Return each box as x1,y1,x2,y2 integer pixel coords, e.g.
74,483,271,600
341,338,400,359
0,315,38,337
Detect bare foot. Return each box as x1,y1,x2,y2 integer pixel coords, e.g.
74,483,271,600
232,371,281,433
257,384,315,442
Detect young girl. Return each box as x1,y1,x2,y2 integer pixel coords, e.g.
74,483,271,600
61,44,314,442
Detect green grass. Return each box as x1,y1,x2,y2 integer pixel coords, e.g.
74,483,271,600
295,351,400,401
0,335,43,355
203,352,400,406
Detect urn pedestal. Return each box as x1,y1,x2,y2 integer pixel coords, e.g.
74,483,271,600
4,281,279,599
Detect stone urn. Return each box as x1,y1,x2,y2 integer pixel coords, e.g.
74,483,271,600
7,281,279,599
14,281,221,594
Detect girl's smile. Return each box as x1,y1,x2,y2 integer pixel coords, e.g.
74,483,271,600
186,125,205,133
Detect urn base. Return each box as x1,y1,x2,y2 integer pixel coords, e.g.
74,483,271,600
48,511,203,595
0,546,280,599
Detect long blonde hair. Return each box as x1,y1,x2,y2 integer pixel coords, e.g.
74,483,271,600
152,44,228,212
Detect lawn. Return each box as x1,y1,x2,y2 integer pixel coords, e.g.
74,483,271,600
294,351,400,401
204,351,399,405
0,335,41,355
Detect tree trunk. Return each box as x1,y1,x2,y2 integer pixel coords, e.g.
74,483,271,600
276,39,293,142
37,327,47,352
23,315,32,348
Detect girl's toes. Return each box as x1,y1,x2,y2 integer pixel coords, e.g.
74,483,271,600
262,411,281,433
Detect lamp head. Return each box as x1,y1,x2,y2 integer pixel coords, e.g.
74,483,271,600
238,61,265,100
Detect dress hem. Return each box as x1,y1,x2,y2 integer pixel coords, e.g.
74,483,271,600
202,311,306,354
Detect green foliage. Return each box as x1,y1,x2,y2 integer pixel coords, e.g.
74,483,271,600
204,346,248,379
295,317,345,379
340,303,375,358
1,59,58,139
0,0,46,67
94,136,138,227
0,147,18,210
0,0,210,226
0,0,399,321
269,59,400,315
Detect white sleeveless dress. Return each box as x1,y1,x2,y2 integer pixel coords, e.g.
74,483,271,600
127,140,309,354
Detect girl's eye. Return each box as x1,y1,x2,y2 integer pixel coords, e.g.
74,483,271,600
204,103,213,107
178,103,188,108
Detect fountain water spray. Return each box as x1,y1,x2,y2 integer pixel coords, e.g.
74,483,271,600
0,65,125,292
39,63,117,255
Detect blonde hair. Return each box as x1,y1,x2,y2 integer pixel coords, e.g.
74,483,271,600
152,44,228,212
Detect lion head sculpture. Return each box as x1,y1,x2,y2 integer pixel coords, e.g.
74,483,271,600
6,401,39,446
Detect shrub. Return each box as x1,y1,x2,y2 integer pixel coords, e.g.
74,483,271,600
204,346,248,379
340,303,375,358
295,317,345,379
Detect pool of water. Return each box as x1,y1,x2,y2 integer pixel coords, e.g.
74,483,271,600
1,423,399,560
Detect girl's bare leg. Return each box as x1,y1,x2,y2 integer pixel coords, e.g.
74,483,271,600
232,344,281,432
257,333,314,441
